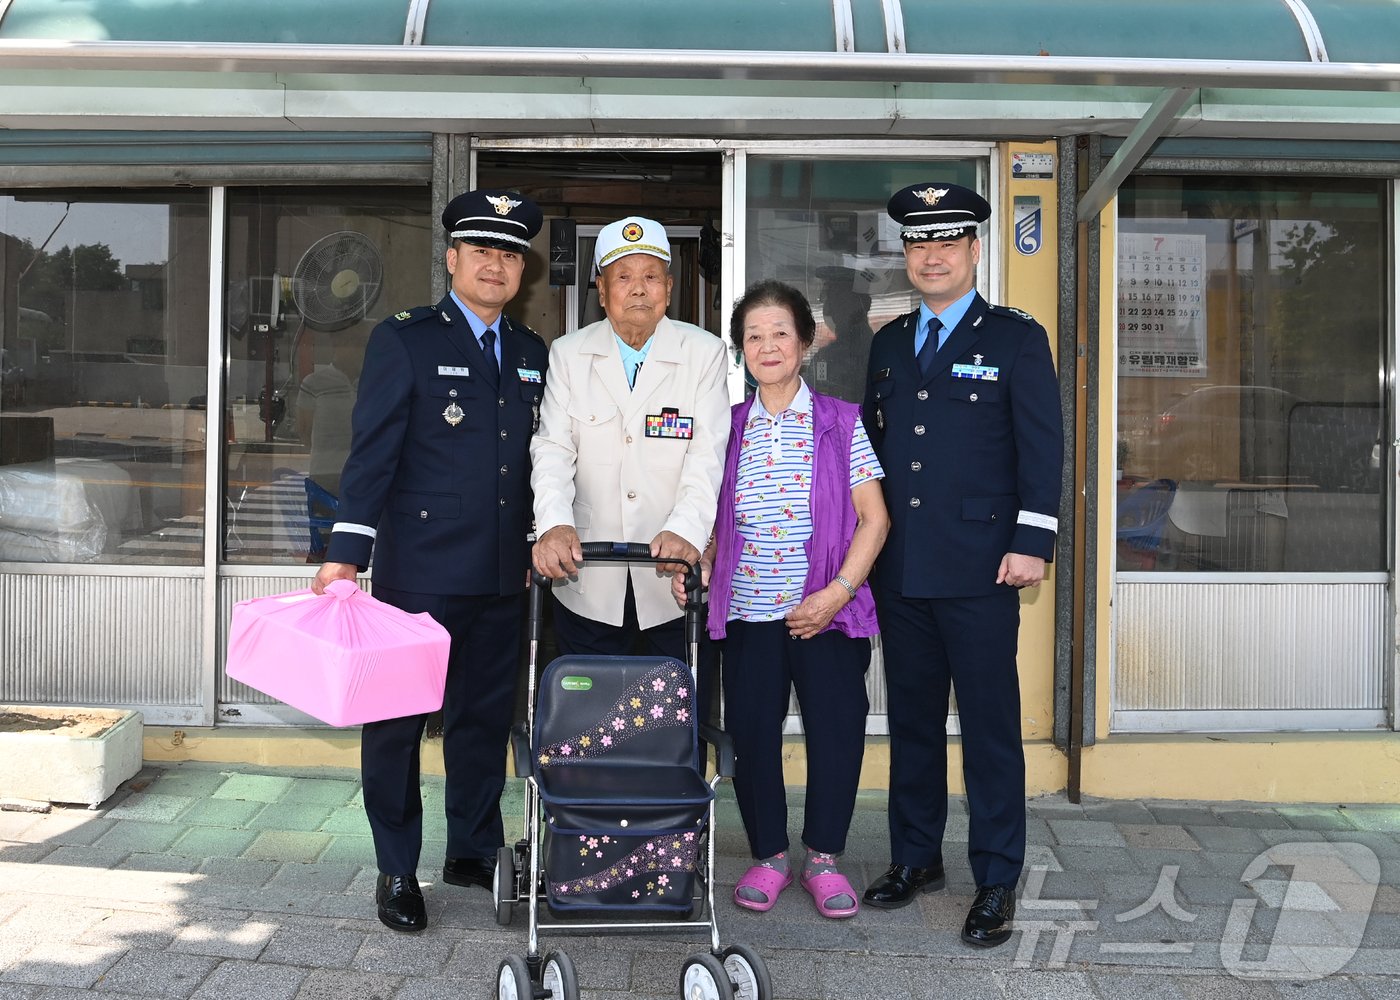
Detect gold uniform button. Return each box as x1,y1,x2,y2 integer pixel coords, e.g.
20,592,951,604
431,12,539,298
911,461,922,472
917,389,929,401
626,490,637,500
910,497,921,508
626,435,633,444
589,415,596,422
914,425,926,436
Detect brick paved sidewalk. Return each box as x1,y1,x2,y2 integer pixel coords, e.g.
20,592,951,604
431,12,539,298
1,762,1398,999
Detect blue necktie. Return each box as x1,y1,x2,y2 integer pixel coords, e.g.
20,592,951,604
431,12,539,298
480,328,500,385
917,317,943,376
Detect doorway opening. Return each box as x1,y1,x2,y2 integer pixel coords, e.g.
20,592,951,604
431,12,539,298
475,151,724,344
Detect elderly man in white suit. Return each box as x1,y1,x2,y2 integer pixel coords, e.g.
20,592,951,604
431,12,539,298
531,216,730,658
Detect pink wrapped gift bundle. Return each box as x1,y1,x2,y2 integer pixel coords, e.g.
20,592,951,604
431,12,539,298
227,580,450,727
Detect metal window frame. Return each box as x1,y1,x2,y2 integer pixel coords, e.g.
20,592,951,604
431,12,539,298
471,136,997,400
1106,160,1398,735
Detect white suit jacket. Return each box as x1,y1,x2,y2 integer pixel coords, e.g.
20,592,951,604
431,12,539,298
531,316,731,629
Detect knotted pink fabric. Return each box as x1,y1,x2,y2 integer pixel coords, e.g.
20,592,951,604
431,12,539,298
227,580,449,727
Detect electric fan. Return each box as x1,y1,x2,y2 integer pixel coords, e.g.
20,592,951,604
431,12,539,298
289,230,384,331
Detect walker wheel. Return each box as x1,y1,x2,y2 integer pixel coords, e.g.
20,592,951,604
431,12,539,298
720,944,771,1000
496,954,532,1000
493,845,515,926
542,948,580,1000
679,952,735,1000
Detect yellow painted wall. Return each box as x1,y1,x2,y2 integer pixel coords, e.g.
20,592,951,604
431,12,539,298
144,725,1400,803
1080,734,1400,803
998,142,1063,779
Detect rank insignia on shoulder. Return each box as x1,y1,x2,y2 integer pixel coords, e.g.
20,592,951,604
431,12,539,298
387,307,433,327
993,305,1036,323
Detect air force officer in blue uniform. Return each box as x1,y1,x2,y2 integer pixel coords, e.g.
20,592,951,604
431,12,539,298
860,183,1063,948
313,190,548,932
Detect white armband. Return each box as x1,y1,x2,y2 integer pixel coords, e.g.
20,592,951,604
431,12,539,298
1016,511,1058,533
331,522,377,539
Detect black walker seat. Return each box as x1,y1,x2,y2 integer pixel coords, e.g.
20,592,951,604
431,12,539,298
534,654,713,913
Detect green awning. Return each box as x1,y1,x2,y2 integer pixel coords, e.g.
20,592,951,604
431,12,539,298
0,0,1397,144
0,0,1381,60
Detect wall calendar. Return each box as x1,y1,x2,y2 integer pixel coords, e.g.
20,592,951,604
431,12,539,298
1118,232,1207,378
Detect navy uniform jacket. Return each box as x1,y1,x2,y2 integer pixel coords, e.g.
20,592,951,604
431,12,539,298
862,293,1063,598
324,294,548,596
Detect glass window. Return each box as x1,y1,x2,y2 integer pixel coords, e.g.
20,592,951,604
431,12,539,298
223,187,431,564
0,191,210,565
1116,177,1386,572
745,157,981,402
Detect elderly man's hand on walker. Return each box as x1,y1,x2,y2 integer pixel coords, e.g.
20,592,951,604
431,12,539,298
533,525,583,579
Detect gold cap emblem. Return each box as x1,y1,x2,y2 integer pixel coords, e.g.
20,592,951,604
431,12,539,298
485,194,522,216
621,222,644,242
914,187,949,206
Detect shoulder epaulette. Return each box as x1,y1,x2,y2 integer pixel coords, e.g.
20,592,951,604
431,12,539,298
506,316,546,345
383,306,435,329
989,304,1037,325
875,309,919,337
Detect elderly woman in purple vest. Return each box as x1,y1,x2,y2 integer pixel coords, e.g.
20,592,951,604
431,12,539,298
674,279,889,918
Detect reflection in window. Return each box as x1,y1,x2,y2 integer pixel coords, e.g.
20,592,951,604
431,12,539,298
0,191,209,565
223,187,430,564
744,158,980,402
1115,178,1385,572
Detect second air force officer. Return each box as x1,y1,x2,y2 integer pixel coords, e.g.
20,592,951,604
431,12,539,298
313,189,548,932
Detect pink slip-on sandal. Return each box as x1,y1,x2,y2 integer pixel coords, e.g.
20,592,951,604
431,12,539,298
733,865,794,913
801,870,860,919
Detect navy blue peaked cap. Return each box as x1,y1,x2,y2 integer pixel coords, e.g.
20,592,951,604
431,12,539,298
887,182,991,242
441,189,543,251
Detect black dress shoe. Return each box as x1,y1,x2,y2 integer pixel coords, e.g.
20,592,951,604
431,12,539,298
862,862,947,909
442,856,494,890
961,884,1016,947
376,873,426,932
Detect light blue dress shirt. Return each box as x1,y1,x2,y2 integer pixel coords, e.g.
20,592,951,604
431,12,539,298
914,287,977,358
615,334,653,389
449,290,502,370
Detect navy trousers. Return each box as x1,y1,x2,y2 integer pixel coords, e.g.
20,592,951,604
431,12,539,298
722,618,870,859
550,576,685,661
874,582,1025,888
360,586,523,875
